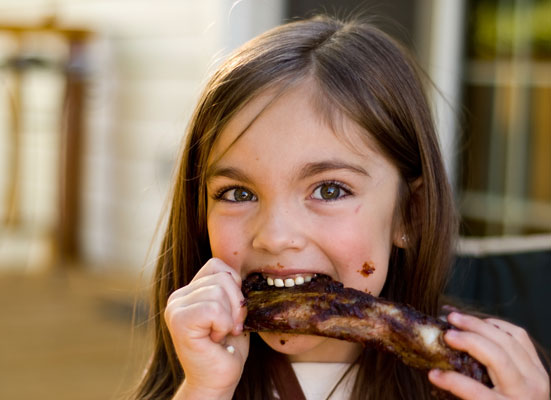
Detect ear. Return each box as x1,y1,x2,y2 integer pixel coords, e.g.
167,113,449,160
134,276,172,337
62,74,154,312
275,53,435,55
392,177,423,249
393,232,408,249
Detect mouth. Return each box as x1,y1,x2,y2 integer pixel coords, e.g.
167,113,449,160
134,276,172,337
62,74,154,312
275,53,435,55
243,272,333,292
264,273,314,287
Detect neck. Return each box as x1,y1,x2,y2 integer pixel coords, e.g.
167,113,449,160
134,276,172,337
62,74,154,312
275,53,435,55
287,339,362,363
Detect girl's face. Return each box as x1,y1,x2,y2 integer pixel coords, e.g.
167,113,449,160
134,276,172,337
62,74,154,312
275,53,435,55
206,83,404,362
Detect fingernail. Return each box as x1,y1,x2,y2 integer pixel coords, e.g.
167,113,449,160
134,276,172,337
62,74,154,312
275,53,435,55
445,329,458,339
429,369,442,379
447,311,462,323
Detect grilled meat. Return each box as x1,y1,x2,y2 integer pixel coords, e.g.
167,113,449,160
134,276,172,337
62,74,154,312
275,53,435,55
242,273,491,386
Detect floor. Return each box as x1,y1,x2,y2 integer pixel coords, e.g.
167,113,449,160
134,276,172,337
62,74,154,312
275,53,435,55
0,267,152,400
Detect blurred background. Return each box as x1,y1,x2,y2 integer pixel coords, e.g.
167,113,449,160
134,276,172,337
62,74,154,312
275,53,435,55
0,0,549,399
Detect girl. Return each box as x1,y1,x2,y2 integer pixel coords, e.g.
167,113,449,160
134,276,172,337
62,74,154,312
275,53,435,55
135,15,549,400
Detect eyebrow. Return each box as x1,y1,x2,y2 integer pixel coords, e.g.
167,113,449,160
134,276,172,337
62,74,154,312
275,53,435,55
206,160,369,184
298,160,370,180
206,165,253,184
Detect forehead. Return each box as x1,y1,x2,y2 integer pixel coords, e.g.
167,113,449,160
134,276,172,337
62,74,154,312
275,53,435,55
208,81,380,166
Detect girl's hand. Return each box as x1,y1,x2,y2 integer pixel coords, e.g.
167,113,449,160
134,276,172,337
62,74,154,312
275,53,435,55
164,258,248,400
428,312,550,400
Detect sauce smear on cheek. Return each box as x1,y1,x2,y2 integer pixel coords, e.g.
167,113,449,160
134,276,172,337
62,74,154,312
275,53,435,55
357,261,376,277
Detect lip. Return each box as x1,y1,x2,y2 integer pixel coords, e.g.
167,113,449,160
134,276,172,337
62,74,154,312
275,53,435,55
255,268,320,277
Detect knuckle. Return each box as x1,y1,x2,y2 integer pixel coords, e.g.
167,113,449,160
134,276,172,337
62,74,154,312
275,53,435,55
204,257,220,269
206,257,227,271
164,306,185,329
206,300,225,317
166,288,182,305
213,272,241,298
534,378,551,397
511,326,530,341
193,258,227,280
516,375,549,399
209,283,226,299
216,271,234,286
490,350,510,369
163,307,171,324
234,305,247,325
522,386,542,399
163,299,178,322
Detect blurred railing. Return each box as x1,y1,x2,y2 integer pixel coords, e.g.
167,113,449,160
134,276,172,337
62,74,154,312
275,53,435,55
0,18,92,270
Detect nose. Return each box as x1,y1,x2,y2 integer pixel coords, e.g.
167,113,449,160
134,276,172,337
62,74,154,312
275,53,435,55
251,202,307,255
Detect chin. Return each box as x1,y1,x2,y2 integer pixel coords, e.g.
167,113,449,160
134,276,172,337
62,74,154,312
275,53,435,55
259,332,327,356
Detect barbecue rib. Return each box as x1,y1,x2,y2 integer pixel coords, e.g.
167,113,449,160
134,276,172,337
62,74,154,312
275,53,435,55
242,273,491,386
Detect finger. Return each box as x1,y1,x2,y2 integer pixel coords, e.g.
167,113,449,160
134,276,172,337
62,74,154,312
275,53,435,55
428,369,503,400
444,326,523,390
169,283,233,317
484,318,545,370
170,275,246,334
447,313,535,376
203,272,245,332
170,271,237,301
167,300,235,345
206,301,238,343
193,258,241,286
447,313,551,399
170,271,246,330
233,297,247,336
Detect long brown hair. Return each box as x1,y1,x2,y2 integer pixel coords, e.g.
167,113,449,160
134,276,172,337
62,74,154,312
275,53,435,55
134,15,457,399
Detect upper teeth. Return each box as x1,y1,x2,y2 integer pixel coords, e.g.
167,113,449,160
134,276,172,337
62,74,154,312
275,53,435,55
266,274,313,287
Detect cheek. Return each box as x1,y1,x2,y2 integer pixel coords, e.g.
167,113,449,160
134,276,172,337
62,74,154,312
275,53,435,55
326,216,393,295
338,241,390,295
207,216,246,262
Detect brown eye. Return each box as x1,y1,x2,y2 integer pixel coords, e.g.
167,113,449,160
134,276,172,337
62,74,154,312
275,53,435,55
232,188,255,202
217,187,257,202
312,182,349,201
